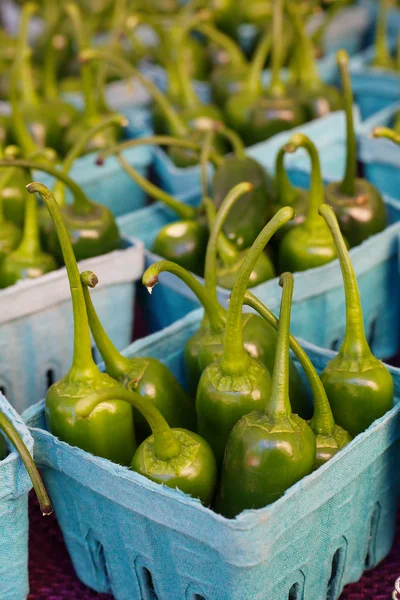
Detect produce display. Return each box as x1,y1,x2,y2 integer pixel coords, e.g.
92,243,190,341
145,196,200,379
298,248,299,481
0,0,399,599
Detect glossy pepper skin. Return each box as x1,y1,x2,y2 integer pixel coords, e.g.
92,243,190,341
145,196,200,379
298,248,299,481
196,208,294,466
324,51,386,248
243,291,352,468
80,270,196,443
0,408,53,515
0,175,56,288
28,183,136,466
76,388,217,506
213,129,274,250
319,204,394,437
216,274,316,518
0,159,122,263
279,133,338,273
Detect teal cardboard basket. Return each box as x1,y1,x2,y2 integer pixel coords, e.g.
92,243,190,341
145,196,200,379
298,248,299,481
0,238,144,414
0,393,35,600
22,308,400,600
349,40,399,119
358,101,400,200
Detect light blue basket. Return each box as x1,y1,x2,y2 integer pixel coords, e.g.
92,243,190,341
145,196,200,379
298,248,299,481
154,110,356,197
358,101,400,200
22,308,400,600
0,238,143,414
349,40,400,120
0,393,35,600
359,0,400,39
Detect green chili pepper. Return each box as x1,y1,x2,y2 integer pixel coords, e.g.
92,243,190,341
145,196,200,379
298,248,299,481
287,4,342,121
243,291,352,467
216,273,316,517
195,208,294,466
0,172,56,288
319,204,394,437
0,409,53,515
80,269,196,442
27,182,136,465
76,387,217,505
324,51,387,247
62,3,123,156
0,168,23,258
278,133,338,273
372,0,394,70
0,159,121,263
269,144,309,240
225,0,307,146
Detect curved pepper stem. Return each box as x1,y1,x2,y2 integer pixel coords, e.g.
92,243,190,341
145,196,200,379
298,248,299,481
268,0,285,97
337,50,356,197
115,155,197,220
275,145,299,206
79,49,188,138
142,260,226,331
76,387,181,461
266,273,294,419
80,270,133,378
26,183,98,379
54,114,128,205
0,159,93,215
373,0,392,68
373,126,400,144
283,133,324,230
10,51,37,156
220,206,295,375
215,126,246,159
243,290,336,436
319,204,371,359
204,182,254,295
196,22,246,67
247,23,272,97
42,14,65,100
16,187,41,257
0,411,52,515
65,3,98,122
203,197,238,267
17,3,40,107
288,4,321,90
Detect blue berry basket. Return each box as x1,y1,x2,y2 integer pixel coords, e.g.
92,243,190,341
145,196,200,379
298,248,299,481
349,39,400,120
22,308,400,600
358,101,400,200
0,238,144,414
0,392,35,600
359,0,400,39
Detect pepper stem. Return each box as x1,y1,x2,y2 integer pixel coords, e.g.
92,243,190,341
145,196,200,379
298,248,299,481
196,23,246,66
80,271,132,379
65,3,98,122
10,52,38,156
116,155,196,220
203,197,238,267
54,114,127,205
26,183,98,379
275,146,299,206
0,159,93,215
288,5,321,90
0,411,53,515
142,260,226,331
204,182,253,295
220,207,294,375
319,204,371,359
243,290,336,435
374,0,392,68
337,50,356,197
0,167,18,224
76,387,181,461
373,126,400,144
16,185,41,257
265,273,294,418
79,49,188,138
216,126,245,159
247,24,272,97
269,0,285,97
17,3,40,106
284,133,324,229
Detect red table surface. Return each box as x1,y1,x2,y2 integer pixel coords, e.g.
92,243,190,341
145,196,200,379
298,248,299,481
27,493,400,600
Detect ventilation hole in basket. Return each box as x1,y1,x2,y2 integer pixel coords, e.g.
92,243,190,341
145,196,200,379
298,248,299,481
0,385,7,397
191,595,206,600
367,316,378,350
326,547,346,600
139,567,158,599
288,583,300,600
46,368,55,388
365,502,381,569
330,338,341,352
84,531,110,590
